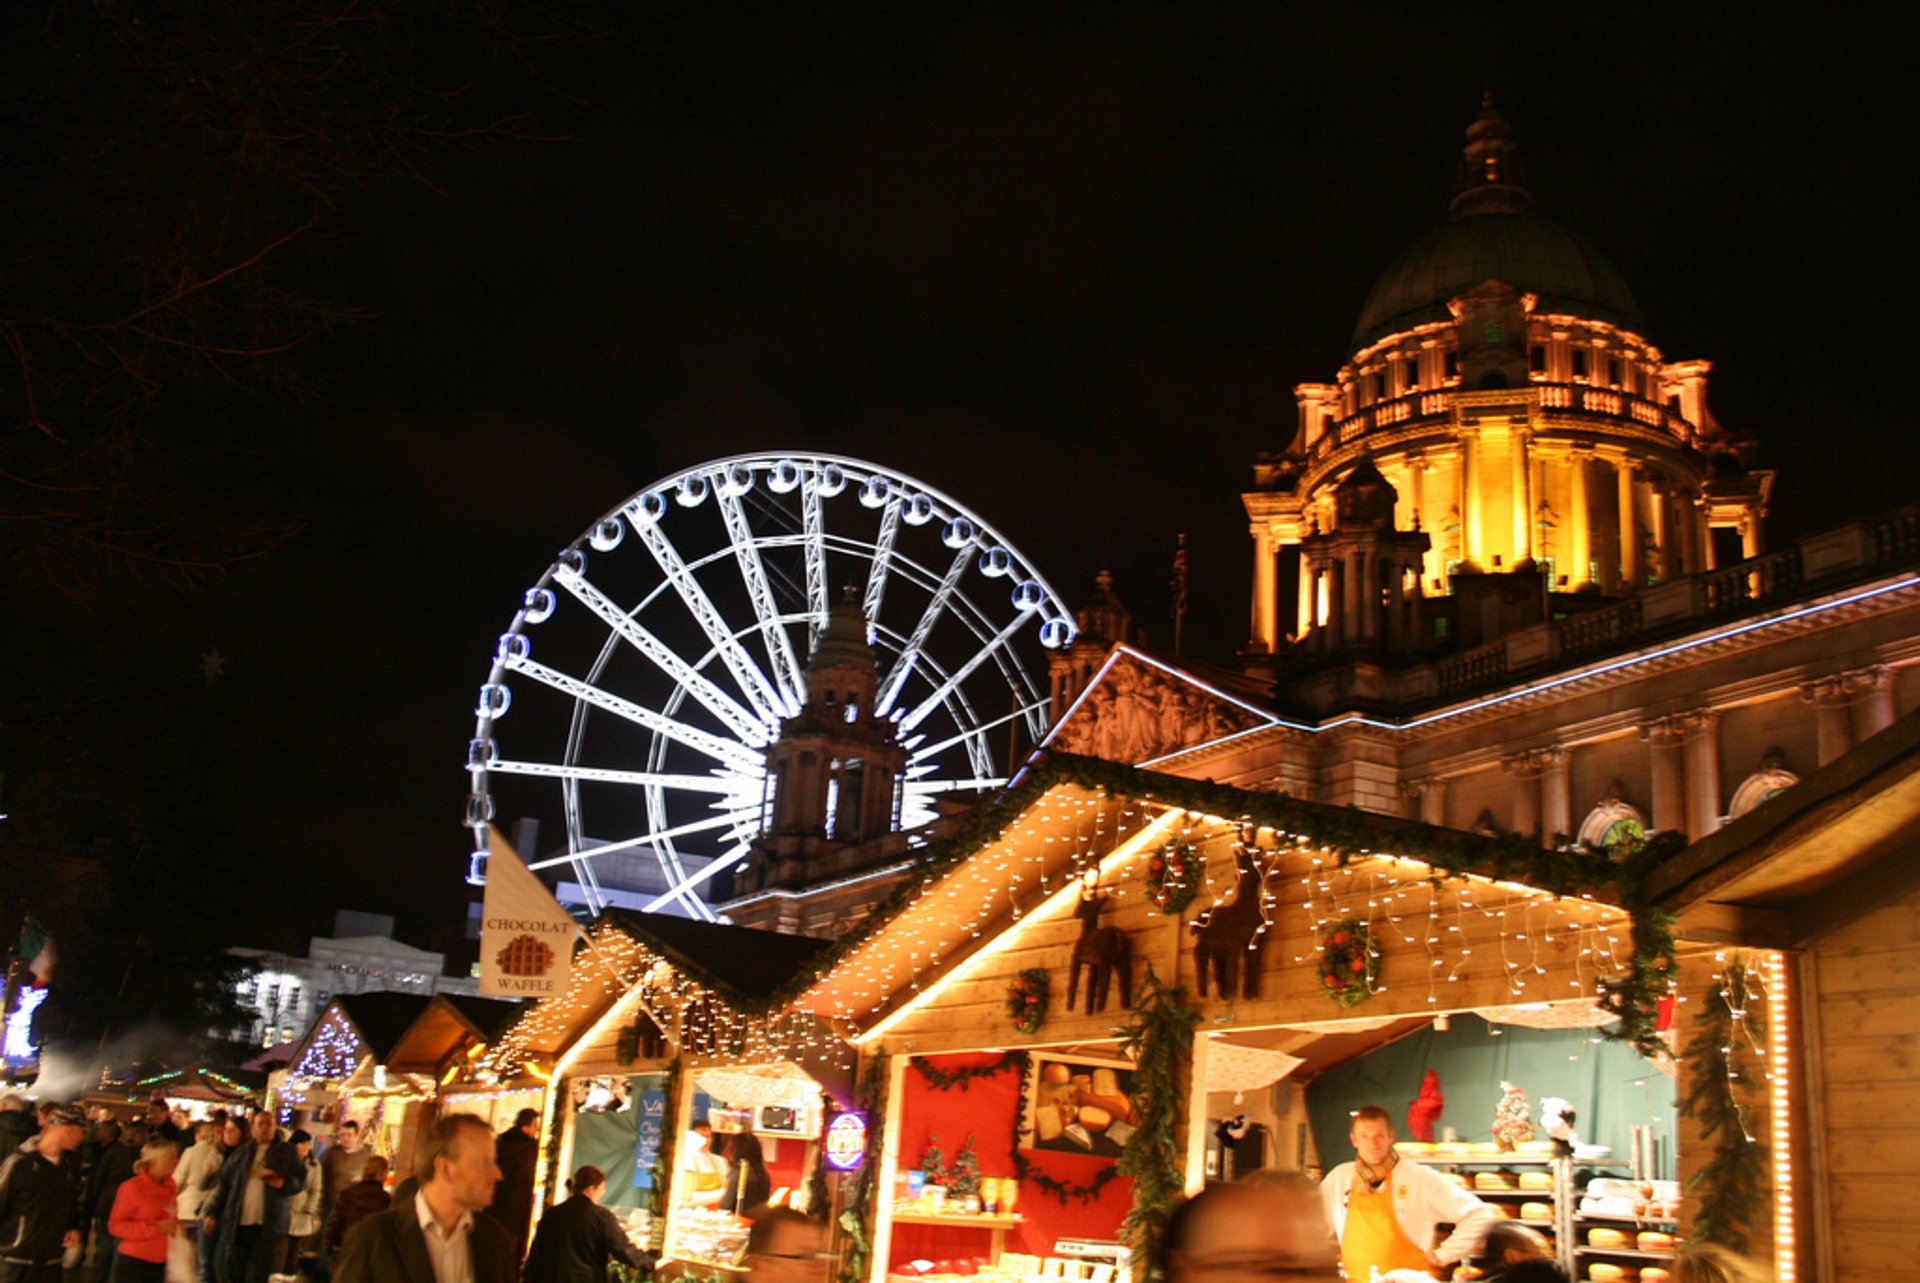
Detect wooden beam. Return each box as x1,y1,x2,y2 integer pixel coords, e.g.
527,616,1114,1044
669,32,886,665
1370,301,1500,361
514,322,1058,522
1674,901,1794,949
1789,838,1920,945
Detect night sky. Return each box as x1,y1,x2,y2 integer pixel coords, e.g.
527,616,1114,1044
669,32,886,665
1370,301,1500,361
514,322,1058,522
139,7,1910,940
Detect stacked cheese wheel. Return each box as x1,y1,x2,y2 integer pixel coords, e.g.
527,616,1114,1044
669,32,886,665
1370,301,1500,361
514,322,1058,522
1585,1264,1637,1283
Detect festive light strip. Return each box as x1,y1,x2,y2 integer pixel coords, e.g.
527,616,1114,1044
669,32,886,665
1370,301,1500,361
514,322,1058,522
1036,574,1920,755
1766,951,1794,1283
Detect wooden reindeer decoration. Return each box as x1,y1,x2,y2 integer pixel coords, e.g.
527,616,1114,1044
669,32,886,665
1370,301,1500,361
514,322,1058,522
1069,875,1133,1015
1191,834,1272,999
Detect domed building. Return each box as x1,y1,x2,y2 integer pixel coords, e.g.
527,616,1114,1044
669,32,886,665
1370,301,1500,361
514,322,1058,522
1245,95,1772,656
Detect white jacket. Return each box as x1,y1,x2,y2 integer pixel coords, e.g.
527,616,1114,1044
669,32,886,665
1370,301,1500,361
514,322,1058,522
1320,1156,1496,1268
173,1140,225,1221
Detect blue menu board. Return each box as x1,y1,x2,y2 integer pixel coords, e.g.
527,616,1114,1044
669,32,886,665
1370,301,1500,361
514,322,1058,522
632,1074,668,1190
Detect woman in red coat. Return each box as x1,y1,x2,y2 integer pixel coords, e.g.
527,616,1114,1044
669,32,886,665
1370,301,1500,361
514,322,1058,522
108,1138,181,1283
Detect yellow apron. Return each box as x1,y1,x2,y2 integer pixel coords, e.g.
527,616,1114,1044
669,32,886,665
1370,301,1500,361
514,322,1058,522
1341,1179,1430,1280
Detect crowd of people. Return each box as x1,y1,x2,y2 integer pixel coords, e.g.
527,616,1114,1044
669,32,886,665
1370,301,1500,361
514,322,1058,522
8,1089,1782,1283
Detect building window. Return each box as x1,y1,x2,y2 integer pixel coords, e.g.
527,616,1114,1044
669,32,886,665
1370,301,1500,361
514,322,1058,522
1728,763,1799,819
1607,357,1622,385
1571,349,1589,378
1577,797,1647,848
1529,345,1546,373
1403,357,1420,390
1445,352,1459,379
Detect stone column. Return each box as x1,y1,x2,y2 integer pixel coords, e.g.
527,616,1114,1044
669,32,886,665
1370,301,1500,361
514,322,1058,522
1568,453,1591,590
1682,709,1724,839
1648,479,1671,581
1461,434,1481,568
1798,678,1854,766
1503,752,1543,837
1511,433,1531,563
1618,462,1642,588
1403,776,1448,827
1698,495,1716,571
1641,717,1687,834
1741,510,1763,560
1250,526,1278,653
1297,549,1315,640
1539,747,1572,843
1847,664,1897,742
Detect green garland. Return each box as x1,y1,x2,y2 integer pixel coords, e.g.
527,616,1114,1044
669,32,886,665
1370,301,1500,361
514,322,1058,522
911,1051,1024,1092
1317,918,1379,1007
1145,837,1201,914
750,752,1680,1057
836,1056,889,1283
1116,967,1199,1279
1006,968,1048,1035
1010,1051,1123,1204
646,1058,682,1222
1678,959,1769,1254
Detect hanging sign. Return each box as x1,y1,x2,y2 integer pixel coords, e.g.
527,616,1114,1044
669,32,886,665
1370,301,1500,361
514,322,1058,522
632,1075,668,1190
824,1112,868,1171
479,826,578,997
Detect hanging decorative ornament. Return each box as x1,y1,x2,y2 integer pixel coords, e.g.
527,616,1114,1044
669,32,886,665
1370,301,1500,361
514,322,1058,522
1317,917,1379,1007
1006,968,1049,1035
1146,837,1201,915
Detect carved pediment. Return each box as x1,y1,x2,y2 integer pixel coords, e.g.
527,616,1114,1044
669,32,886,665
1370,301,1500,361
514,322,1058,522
1050,651,1269,763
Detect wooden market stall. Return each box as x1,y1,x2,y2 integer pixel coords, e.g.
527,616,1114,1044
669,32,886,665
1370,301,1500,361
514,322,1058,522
480,908,850,1275
1650,706,1920,1283
325,993,521,1178
271,991,433,1136
775,752,1681,1281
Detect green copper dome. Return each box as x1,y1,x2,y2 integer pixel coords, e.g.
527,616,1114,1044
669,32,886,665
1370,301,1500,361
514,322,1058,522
1350,95,1643,353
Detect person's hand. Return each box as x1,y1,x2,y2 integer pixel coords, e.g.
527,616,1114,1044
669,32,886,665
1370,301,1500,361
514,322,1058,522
63,1230,83,1249
264,1172,284,1188
1424,1250,1451,1278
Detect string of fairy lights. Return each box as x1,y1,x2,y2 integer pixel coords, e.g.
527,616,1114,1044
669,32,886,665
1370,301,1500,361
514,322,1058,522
481,923,852,1079
789,787,1642,1037
1705,948,1793,1283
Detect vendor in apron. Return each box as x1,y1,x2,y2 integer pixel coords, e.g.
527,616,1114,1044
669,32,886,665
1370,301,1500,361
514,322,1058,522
1320,1106,1495,1280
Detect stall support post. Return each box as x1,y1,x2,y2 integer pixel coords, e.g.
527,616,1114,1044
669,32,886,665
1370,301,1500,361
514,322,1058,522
658,1062,698,1257
1180,1034,1213,1196
869,1054,908,1282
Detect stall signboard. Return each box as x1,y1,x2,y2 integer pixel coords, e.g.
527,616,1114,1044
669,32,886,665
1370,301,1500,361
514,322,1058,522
1024,1053,1139,1160
632,1074,668,1191
824,1111,868,1171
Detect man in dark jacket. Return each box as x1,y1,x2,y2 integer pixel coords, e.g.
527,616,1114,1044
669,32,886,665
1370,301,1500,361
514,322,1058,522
334,1114,514,1283
482,1109,538,1261
84,1120,141,1283
0,1101,87,1283
207,1113,306,1283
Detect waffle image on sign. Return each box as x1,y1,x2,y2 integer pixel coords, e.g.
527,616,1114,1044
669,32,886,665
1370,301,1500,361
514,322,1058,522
496,933,554,976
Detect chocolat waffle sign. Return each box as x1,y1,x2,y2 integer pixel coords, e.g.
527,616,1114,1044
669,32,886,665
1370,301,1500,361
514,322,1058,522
478,829,577,998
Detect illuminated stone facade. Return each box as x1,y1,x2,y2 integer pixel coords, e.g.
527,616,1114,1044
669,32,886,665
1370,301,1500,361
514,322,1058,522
1246,97,1772,656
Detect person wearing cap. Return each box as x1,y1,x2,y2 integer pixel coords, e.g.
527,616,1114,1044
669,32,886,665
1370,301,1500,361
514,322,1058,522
0,1100,88,1282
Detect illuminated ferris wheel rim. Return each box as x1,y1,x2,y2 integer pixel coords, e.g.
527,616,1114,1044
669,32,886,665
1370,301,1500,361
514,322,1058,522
465,451,1079,920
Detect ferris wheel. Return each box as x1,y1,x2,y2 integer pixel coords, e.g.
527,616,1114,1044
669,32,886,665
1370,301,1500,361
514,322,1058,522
465,453,1077,921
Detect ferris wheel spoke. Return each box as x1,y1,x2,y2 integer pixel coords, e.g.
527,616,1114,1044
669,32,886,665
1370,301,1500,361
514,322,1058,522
642,839,755,913
906,696,1051,765
877,544,972,714
486,759,753,794
504,655,763,772
525,810,759,871
555,570,767,743
631,519,788,725
718,489,805,711
896,613,1029,734
862,500,903,627
802,478,828,649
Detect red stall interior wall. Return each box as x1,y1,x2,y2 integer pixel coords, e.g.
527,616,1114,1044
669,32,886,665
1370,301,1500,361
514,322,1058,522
890,1052,1131,1268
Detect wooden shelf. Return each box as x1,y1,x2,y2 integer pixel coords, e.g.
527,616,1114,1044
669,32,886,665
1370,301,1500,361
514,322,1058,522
1576,1246,1679,1262
891,1212,1025,1229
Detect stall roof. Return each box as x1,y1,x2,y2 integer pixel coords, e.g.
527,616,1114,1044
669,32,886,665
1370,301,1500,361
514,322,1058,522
330,992,438,1062
1651,707,1920,946
383,994,525,1073
787,751,1625,1034
598,908,832,1007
